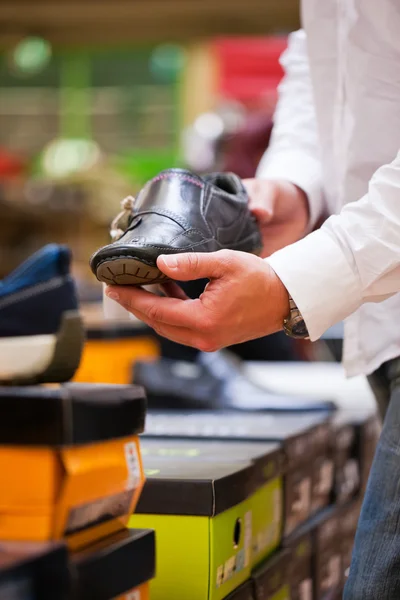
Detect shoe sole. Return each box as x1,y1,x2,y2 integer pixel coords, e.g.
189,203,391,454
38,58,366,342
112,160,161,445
95,243,263,287
96,257,170,286
0,310,85,385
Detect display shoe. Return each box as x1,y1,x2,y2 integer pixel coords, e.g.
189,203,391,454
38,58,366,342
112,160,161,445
133,350,336,412
90,168,262,286
0,244,85,384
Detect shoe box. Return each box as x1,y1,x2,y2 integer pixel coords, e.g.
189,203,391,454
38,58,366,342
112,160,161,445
130,444,284,600
0,541,69,600
337,499,361,592
252,550,291,600
70,528,155,600
74,319,158,385
309,450,335,519
283,530,313,600
144,410,332,537
309,507,342,600
224,581,255,600
352,410,381,492
331,412,360,506
140,438,284,568
0,383,146,549
331,408,380,504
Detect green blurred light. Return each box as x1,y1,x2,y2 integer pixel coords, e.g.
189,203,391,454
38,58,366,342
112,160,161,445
150,44,185,83
42,138,101,178
12,37,52,75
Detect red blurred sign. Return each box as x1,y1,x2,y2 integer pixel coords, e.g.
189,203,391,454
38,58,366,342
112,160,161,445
213,36,287,105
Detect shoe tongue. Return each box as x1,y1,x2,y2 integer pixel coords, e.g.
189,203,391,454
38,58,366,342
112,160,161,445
203,172,244,195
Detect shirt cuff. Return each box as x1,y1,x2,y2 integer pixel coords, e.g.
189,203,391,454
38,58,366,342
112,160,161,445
256,150,324,230
266,228,363,341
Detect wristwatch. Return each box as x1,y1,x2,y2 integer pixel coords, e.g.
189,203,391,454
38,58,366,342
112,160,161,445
283,295,310,339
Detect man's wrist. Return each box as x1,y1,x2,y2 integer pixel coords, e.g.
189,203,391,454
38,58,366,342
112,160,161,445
266,265,290,331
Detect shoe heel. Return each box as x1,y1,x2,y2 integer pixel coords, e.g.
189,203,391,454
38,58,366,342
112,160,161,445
37,310,85,383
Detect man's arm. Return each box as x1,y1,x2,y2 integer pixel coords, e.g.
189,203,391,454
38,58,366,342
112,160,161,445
256,29,325,230
268,151,400,341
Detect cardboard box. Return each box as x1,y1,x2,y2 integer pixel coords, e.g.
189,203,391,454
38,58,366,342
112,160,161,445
353,411,381,492
284,530,313,600
224,581,255,600
338,500,361,590
130,451,283,600
310,453,335,516
74,320,159,385
0,541,69,600
311,508,342,600
140,438,284,568
252,550,291,600
71,529,155,600
144,410,331,536
0,384,146,549
331,412,360,506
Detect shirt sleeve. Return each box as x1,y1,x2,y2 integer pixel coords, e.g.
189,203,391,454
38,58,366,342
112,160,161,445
256,29,325,229
267,151,400,341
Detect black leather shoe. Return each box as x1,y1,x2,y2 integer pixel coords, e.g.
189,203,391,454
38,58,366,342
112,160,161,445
90,168,262,285
132,350,336,412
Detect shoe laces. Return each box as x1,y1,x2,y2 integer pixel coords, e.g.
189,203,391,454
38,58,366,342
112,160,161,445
110,195,136,241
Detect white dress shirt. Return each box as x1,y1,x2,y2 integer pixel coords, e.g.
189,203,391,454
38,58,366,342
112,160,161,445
257,1,400,377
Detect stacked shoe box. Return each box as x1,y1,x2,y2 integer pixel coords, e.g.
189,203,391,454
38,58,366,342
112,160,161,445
0,542,70,600
253,407,378,600
133,403,380,600
71,529,155,599
131,410,333,599
132,438,284,600
0,383,155,598
331,407,381,505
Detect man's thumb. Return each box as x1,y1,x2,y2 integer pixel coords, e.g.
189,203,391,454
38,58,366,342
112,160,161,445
157,251,230,282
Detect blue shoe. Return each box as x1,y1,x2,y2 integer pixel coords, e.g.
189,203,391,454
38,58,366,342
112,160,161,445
0,244,84,384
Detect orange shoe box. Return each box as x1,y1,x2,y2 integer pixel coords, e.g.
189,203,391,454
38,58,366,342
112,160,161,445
0,383,146,550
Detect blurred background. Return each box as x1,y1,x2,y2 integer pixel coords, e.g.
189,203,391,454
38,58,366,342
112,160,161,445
0,0,299,284
0,1,345,381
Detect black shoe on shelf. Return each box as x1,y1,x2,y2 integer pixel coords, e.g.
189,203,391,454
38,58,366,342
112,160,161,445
90,168,262,286
133,350,336,412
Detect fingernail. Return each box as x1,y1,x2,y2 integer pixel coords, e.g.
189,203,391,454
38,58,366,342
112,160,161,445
160,254,178,268
106,290,119,301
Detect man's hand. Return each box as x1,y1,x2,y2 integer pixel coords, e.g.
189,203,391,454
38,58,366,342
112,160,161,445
105,250,290,351
243,179,309,257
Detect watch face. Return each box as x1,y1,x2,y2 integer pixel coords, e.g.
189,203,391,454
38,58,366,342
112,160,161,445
292,319,309,338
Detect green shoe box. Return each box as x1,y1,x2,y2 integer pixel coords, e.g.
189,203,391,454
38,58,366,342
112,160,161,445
130,444,284,600
140,438,285,568
144,410,331,537
0,541,69,600
252,550,291,600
